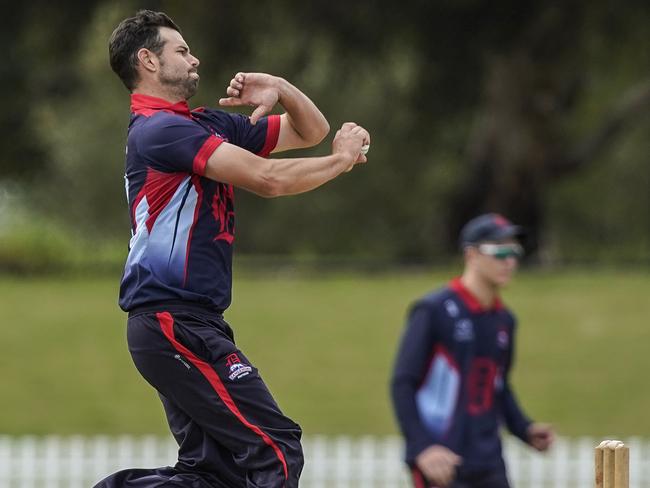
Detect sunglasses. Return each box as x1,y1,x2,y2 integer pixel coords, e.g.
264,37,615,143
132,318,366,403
477,243,524,260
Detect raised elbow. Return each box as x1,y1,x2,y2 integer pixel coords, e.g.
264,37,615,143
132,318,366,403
313,120,330,145
299,120,329,148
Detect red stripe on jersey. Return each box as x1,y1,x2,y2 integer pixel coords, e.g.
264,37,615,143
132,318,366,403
258,114,281,157
156,312,289,484
193,134,224,175
130,168,187,234
143,170,188,233
449,278,503,312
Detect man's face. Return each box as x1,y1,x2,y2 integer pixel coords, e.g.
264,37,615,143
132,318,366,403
467,238,522,287
156,27,200,100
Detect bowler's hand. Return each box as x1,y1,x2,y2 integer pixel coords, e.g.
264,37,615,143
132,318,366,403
332,122,370,171
219,72,280,125
415,445,462,487
527,423,555,452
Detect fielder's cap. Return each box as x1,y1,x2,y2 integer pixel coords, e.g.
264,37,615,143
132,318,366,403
459,213,524,248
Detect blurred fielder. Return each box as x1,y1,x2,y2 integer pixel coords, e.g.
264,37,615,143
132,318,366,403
98,9,369,488
391,214,554,488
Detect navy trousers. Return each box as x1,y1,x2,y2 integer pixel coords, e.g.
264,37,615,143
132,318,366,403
94,304,303,488
411,465,511,488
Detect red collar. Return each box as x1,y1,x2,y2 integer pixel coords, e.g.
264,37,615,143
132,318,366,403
449,277,503,313
130,93,192,119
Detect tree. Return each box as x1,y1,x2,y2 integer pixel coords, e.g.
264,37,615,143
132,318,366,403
8,0,650,263
446,3,650,255
0,1,100,180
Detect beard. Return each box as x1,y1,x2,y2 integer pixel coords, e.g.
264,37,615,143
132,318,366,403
158,62,199,100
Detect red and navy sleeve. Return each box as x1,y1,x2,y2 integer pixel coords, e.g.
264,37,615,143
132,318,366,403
227,113,281,157
136,113,224,176
193,109,280,158
499,315,532,442
391,301,442,461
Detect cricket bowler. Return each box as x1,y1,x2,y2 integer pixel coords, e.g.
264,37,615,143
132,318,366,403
96,9,369,488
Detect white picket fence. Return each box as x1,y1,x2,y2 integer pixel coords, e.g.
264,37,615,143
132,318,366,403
0,435,649,487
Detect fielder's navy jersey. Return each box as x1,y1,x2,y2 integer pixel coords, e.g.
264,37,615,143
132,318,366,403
391,278,532,470
118,94,280,312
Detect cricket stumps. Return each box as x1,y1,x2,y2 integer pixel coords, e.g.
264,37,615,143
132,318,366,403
595,440,629,488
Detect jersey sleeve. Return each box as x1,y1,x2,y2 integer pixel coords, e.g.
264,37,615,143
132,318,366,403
500,316,532,442
227,113,281,157
137,114,224,176
390,302,443,461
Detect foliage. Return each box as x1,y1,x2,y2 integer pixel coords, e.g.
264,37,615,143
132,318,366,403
1,0,648,262
32,2,133,236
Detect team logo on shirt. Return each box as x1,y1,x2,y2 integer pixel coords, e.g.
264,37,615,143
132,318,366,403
211,129,228,142
454,319,474,342
226,353,252,380
444,299,460,318
212,183,235,244
497,327,509,349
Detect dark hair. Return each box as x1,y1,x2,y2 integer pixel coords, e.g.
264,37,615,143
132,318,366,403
109,10,181,91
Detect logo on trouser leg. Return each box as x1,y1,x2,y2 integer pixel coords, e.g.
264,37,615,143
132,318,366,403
226,353,252,380
174,354,191,370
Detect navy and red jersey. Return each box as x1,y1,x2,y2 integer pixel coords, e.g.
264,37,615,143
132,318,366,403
118,94,280,312
390,278,532,471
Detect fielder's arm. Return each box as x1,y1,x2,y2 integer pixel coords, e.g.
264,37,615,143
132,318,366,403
390,305,443,455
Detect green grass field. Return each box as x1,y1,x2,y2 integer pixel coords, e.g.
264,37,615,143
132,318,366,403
1,268,648,438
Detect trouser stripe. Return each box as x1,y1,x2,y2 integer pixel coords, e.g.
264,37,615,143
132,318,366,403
156,311,289,484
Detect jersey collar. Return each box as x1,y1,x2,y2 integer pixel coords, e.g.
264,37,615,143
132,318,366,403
130,93,192,119
449,277,503,313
